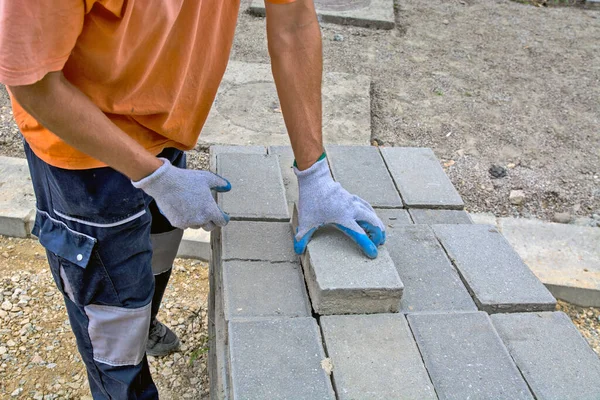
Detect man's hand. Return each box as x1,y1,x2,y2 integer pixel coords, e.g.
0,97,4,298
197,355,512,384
294,156,386,258
132,159,231,231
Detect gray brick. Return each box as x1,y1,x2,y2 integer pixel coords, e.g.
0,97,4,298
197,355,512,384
491,312,600,400
408,312,533,400
222,221,296,262
216,153,289,221
222,260,311,321
0,156,35,238
380,147,464,209
375,208,413,227
268,146,298,208
320,314,436,400
409,209,472,224
433,224,556,313
209,145,266,172
386,225,477,312
326,145,403,208
301,225,403,315
228,318,335,400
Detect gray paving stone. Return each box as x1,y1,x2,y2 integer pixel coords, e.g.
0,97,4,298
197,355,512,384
228,318,335,400
385,225,477,313
380,147,464,209
375,208,413,227
222,221,296,262
433,224,556,313
491,312,600,400
199,62,371,146
209,145,266,172
0,156,35,238
268,146,298,209
409,209,472,224
176,229,210,261
249,0,395,29
301,224,403,315
222,260,311,321
326,145,403,208
408,312,534,400
216,153,289,221
320,314,436,400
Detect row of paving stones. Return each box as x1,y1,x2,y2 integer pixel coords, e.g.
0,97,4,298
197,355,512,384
208,145,600,399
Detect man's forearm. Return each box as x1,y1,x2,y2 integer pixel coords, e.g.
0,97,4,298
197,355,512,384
267,2,323,171
8,71,162,181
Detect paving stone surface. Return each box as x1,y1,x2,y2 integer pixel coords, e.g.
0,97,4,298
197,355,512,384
380,147,464,209
199,61,371,146
320,314,436,400
176,229,210,261
222,260,311,321
409,209,472,225
491,312,600,400
216,153,289,221
228,318,335,400
268,146,298,209
385,225,477,313
376,208,413,227
408,312,534,400
326,145,403,208
433,224,557,313
301,225,403,315
209,145,266,172
0,156,35,238
221,221,296,262
249,0,395,29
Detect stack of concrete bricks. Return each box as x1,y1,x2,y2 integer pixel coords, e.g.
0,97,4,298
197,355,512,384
208,145,600,400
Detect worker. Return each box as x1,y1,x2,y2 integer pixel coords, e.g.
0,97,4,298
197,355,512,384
0,0,385,398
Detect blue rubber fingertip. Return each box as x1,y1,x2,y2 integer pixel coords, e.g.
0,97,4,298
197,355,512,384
381,229,387,245
357,221,385,247
222,212,230,224
293,227,317,255
334,224,378,259
215,180,232,192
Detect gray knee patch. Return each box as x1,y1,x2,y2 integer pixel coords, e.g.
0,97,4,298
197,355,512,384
151,229,183,275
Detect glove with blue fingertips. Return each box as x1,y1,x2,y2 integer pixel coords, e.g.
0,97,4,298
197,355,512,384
293,153,386,259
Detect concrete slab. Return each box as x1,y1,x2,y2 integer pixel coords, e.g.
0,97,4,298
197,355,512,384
221,221,296,262
385,225,477,313
228,318,335,400
0,156,35,238
491,312,600,400
209,145,266,173
433,224,557,313
470,212,498,226
375,208,413,227
222,260,311,321
248,0,395,29
301,225,403,315
320,314,436,400
268,146,297,210
326,145,403,208
199,61,371,146
409,209,472,225
380,147,464,209
216,153,289,221
408,312,534,400
176,229,210,261
498,217,600,307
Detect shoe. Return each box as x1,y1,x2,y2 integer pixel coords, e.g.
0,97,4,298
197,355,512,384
146,319,181,357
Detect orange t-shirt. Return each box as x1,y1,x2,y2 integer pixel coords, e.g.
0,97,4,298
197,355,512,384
0,0,292,169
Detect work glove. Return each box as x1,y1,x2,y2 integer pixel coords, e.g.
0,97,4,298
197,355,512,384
294,156,386,259
132,158,231,231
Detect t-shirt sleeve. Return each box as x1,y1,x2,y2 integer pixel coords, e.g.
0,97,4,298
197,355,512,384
0,0,85,86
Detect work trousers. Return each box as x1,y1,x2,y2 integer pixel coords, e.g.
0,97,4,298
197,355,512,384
24,142,185,399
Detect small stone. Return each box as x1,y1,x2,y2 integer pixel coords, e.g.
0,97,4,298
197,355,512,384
10,275,20,283
6,340,16,347
162,367,173,377
442,19,449,24
0,310,7,318
1,252,9,258
46,363,57,369
333,33,344,42
0,347,6,355
552,212,572,224
509,190,525,205
31,354,44,364
11,388,22,397
1,301,12,311
507,163,516,169
489,165,507,179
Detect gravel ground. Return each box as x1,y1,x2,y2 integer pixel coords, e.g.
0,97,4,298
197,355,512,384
0,236,210,399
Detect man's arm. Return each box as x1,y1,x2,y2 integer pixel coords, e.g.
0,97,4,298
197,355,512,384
265,0,323,171
8,71,162,181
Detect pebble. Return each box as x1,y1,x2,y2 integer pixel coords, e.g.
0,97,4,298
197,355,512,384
442,19,449,24
2,252,9,258
552,212,572,224
1,301,12,311
10,388,22,397
509,190,525,205
0,346,7,355
489,165,507,179
333,33,344,42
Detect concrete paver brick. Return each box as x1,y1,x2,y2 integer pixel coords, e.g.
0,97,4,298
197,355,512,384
320,314,436,400
376,208,413,227
268,146,298,209
433,224,556,313
380,147,464,209
0,156,35,238
491,312,600,400
386,225,477,312
176,229,210,261
409,209,472,224
222,260,311,321
216,153,289,221
209,145,266,172
228,318,335,400
408,312,534,400
326,145,403,208
222,221,296,262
